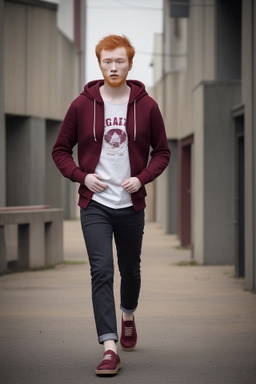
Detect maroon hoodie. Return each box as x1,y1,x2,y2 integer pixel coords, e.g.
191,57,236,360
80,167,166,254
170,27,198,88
52,79,170,211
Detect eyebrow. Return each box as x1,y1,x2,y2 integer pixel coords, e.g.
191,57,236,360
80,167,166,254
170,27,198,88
102,57,126,61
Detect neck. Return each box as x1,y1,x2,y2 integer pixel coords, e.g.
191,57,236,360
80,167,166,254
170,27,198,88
100,81,130,104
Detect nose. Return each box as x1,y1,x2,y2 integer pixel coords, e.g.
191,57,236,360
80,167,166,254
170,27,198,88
111,62,117,71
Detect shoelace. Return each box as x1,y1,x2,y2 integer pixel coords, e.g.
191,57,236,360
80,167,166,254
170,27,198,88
124,326,133,337
104,353,113,361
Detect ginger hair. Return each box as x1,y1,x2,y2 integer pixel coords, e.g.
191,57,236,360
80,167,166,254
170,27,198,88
95,35,135,63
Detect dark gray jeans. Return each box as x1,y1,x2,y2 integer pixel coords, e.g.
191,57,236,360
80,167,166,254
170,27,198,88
80,200,145,344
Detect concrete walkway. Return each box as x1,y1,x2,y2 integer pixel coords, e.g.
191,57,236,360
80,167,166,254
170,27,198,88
0,220,256,384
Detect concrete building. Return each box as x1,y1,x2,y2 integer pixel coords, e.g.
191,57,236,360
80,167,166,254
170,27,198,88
0,0,86,218
152,0,256,291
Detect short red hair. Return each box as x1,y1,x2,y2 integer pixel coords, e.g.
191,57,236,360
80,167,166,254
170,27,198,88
95,35,135,63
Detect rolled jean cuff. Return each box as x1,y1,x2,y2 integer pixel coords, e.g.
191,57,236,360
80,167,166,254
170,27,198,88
120,304,137,314
98,333,118,345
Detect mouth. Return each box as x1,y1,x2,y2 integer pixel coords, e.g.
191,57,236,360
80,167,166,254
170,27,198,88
110,74,119,78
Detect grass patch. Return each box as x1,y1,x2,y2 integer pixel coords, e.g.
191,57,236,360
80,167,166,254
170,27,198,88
172,260,200,266
63,260,87,265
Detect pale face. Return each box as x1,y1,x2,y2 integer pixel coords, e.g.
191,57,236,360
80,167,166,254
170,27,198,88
99,47,133,87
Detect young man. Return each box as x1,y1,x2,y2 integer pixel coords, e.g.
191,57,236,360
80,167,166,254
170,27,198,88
52,35,170,375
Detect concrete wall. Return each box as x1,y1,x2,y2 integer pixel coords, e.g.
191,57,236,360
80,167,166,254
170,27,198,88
5,116,78,218
6,116,46,206
4,1,79,120
166,140,178,234
45,120,78,219
45,120,65,208
192,84,204,263
144,181,155,222
0,207,63,273
242,0,256,291
2,0,85,218
187,0,215,88
152,33,163,85
149,77,164,114
163,1,187,73
203,82,241,264
151,0,256,290
0,0,5,206
155,166,169,228
191,81,241,265
163,71,190,139
153,0,216,237
215,0,241,80
149,83,178,231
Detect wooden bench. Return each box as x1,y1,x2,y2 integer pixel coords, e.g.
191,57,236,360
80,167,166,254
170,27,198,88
0,206,63,274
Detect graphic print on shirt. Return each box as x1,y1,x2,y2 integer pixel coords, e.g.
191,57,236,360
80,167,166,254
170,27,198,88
102,118,127,157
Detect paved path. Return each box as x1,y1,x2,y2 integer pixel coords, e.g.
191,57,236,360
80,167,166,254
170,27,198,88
0,221,256,383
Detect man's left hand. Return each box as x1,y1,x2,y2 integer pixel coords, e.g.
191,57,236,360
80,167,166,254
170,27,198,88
122,177,142,194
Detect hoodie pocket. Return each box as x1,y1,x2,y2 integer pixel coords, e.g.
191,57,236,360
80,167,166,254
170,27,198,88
78,184,93,200
133,185,147,199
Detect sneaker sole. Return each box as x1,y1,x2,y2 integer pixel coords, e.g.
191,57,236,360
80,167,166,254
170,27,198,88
120,341,137,351
95,362,121,375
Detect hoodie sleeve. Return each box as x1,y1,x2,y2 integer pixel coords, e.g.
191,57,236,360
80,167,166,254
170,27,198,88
136,105,171,185
52,103,87,184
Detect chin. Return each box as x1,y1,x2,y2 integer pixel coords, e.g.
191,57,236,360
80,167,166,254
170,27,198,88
104,76,127,88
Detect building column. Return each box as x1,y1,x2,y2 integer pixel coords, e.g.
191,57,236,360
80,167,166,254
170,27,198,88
168,139,178,234
6,116,46,206
193,82,241,266
0,0,5,206
242,0,256,291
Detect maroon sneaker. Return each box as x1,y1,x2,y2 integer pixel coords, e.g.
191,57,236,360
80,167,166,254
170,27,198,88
95,350,121,375
120,313,137,351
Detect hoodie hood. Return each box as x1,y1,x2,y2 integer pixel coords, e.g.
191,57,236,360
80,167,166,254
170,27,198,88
81,80,148,141
81,79,148,103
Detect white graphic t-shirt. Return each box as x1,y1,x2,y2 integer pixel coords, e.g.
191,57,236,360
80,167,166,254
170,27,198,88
92,99,132,208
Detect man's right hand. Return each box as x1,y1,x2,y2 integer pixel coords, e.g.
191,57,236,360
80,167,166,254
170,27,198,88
84,174,107,193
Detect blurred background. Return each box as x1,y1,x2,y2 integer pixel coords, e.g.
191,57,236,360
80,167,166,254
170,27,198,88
0,0,255,291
